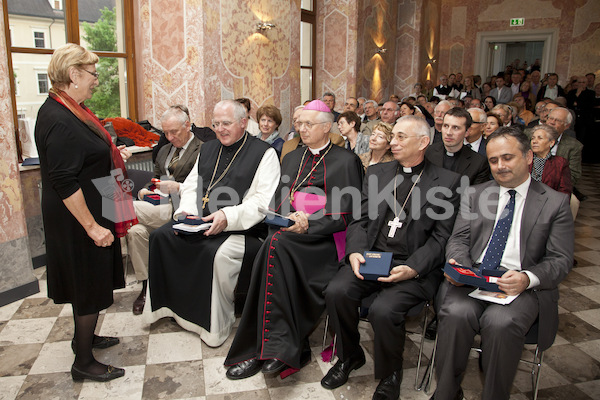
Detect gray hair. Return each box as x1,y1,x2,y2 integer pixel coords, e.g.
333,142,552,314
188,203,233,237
161,104,190,125
322,91,336,101
293,105,305,113
315,109,334,124
434,100,452,112
468,107,487,123
357,97,367,102
364,99,378,108
214,99,247,121
532,124,559,142
397,115,430,137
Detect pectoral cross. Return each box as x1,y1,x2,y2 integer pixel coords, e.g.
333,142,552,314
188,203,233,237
201,194,210,209
388,217,403,238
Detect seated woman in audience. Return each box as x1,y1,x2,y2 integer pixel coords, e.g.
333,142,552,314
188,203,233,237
338,111,370,155
529,125,572,195
481,82,492,98
400,101,416,117
483,95,497,112
484,112,502,139
461,76,481,99
257,105,284,157
414,104,434,126
358,122,395,170
519,80,533,100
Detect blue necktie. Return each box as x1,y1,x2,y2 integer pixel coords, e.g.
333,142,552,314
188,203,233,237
480,190,516,271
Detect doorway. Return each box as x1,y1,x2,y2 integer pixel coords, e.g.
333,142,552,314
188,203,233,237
474,29,558,81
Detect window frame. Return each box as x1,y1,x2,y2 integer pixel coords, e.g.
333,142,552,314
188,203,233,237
3,0,138,160
36,72,49,95
300,5,316,103
33,30,45,48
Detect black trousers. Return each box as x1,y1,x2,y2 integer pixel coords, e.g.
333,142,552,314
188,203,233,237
324,265,440,378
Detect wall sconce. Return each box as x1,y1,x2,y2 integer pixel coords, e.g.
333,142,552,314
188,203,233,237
427,57,437,64
256,22,276,31
376,47,387,55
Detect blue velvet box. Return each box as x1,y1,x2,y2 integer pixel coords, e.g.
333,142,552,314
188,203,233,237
360,251,393,281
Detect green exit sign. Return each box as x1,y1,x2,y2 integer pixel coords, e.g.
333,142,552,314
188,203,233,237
510,18,524,26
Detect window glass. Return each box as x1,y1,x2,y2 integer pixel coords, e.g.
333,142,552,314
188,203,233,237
301,0,313,12
37,73,49,94
301,22,312,67
79,0,125,53
11,53,52,119
301,68,312,104
7,1,67,49
86,57,128,118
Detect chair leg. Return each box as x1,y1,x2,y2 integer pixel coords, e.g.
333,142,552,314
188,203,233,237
415,306,429,390
532,348,544,400
322,314,329,352
417,334,437,393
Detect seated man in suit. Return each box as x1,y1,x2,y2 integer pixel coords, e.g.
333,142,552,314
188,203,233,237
322,115,462,400
127,105,204,315
466,107,488,157
426,107,490,185
432,127,573,400
490,76,512,104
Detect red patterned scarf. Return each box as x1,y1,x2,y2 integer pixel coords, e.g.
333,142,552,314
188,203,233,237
49,88,137,237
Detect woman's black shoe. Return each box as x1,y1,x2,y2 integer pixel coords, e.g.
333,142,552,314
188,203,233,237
71,335,120,353
71,364,125,382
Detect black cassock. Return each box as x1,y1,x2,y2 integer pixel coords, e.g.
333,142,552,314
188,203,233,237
225,143,364,369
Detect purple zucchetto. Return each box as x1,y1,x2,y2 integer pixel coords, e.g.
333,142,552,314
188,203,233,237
303,99,331,113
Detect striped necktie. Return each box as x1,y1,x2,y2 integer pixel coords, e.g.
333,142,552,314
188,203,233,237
168,147,182,175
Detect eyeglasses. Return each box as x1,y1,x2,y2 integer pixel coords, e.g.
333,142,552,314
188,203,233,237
296,121,328,129
393,134,420,142
81,69,99,79
212,120,235,129
546,117,566,124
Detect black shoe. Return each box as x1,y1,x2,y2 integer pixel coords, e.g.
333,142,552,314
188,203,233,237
430,387,463,400
133,286,146,315
71,364,125,382
321,348,366,390
262,359,287,374
226,359,264,380
425,318,438,341
71,335,120,353
372,370,402,400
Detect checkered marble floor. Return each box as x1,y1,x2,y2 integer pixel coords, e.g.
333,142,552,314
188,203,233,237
2,165,600,400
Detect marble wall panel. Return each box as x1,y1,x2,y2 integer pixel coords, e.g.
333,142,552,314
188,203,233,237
150,0,185,72
450,6,466,40
393,0,424,98
317,0,358,108
0,237,35,294
0,0,27,244
395,34,415,82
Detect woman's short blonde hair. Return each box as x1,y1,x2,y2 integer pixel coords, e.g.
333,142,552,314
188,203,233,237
371,122,394,143
48,43,99,88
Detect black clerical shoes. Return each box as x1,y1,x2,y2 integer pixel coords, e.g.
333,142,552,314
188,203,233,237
320,348,366,390
226,359,264,380
262,359,287,374
372,370,402,400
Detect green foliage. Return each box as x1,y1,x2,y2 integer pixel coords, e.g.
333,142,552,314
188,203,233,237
82,7,120,118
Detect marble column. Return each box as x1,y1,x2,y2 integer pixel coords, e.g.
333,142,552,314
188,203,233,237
0,0,39,307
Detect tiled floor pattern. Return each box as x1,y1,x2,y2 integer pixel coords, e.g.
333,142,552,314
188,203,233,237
2,165,600,399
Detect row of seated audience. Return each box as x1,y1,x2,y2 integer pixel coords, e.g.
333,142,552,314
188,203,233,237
34,44,579,399
122,84,579,399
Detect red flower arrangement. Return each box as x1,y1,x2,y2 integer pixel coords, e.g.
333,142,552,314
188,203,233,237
103,117,160,147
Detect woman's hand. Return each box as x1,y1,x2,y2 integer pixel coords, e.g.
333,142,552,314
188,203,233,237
87,223,114,247
284,211,309,233
118,145,132,161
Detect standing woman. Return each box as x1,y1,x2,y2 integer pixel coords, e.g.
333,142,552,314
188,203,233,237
256,105,285,158
35,44,137,382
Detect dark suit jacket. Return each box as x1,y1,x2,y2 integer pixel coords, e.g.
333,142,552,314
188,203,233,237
536,85,566,102
445,179,573,350
346,160,461,280
475,137,487,158
555,134,583,186
146,136,203,189
529,155,572,196
425,142,490,185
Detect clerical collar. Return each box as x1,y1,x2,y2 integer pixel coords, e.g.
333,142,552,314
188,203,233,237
223,132,247,152
445,145,464,157
400,160,425,175
309,140,331,155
